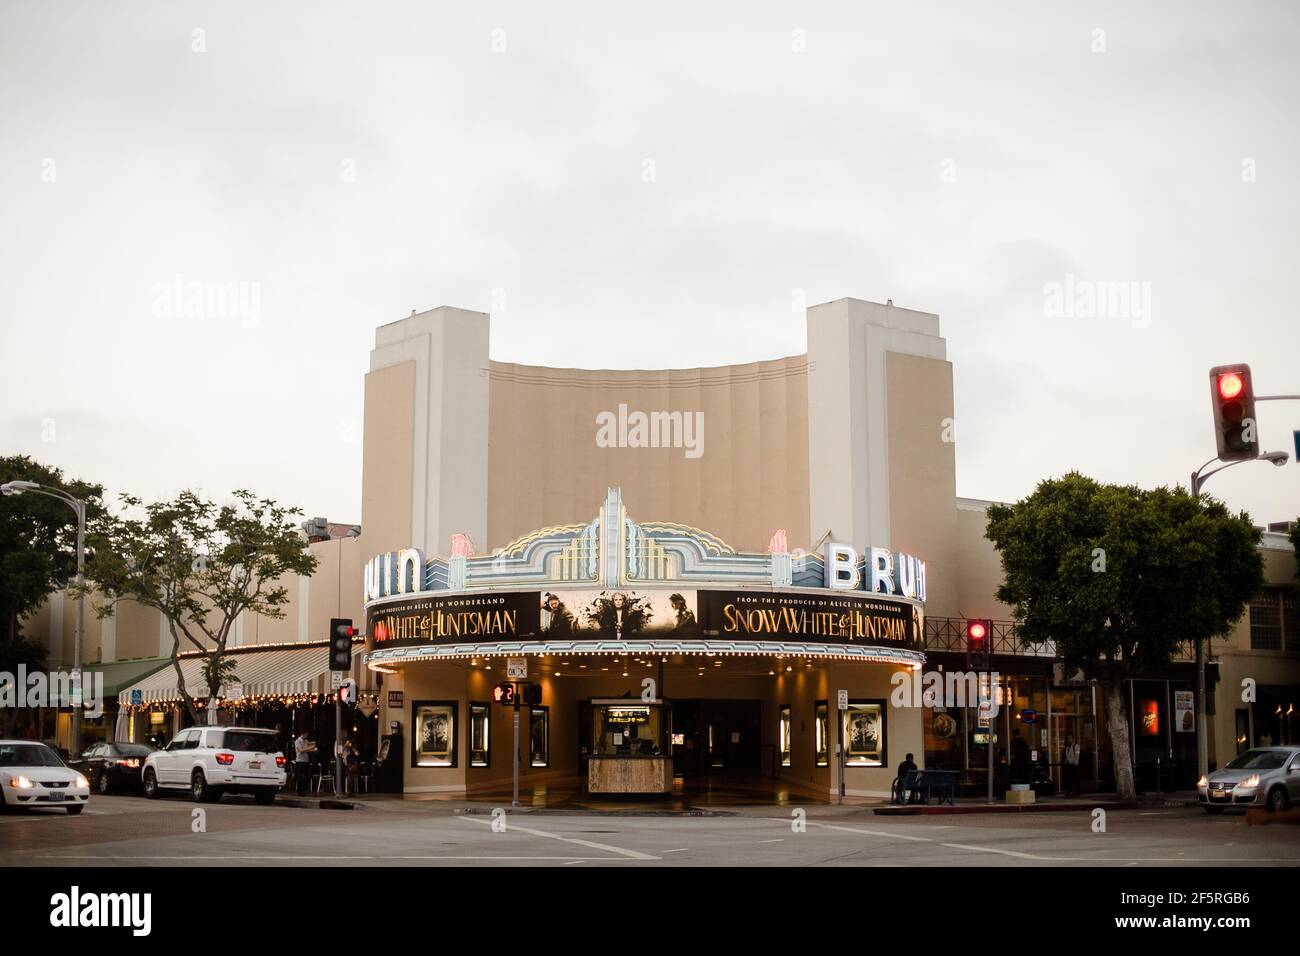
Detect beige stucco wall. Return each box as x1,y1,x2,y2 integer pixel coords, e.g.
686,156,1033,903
360,360,416,560
885,350,961,618
484,357,811,553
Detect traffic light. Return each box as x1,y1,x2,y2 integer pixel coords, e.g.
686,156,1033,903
521,683,542,706
1209,364,1258,462
493,681,516,704
329,618,355,671
965,618,991,670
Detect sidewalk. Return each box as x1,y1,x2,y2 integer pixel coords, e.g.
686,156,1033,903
271,784,1202,817
872,790,1201,815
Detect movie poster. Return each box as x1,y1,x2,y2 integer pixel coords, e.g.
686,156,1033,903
539,589,700,639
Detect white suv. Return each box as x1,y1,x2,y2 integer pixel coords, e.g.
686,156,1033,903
142,726,287,804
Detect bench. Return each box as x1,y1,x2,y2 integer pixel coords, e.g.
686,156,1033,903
891,769,957,805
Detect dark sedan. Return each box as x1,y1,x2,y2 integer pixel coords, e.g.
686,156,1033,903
68,742,157,795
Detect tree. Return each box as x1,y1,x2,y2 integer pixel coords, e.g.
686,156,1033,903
0,456,105,736
985,472,1262,800
86,490,318,725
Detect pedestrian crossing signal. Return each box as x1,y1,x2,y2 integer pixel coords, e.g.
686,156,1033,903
493,682,516,704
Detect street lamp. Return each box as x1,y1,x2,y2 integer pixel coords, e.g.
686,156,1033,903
1186,449,1290,784
1,480,89,754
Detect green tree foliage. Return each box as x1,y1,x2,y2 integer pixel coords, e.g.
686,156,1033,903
0,456,105,736
986,472,1262,800
86,490,318,724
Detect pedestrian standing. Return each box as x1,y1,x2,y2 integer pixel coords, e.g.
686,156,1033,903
294,731,316,795
1062,733,1081,796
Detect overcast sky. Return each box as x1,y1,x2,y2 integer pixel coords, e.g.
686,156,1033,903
1,1,1297,532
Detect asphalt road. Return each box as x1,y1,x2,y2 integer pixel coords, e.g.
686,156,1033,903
3,795,1299,866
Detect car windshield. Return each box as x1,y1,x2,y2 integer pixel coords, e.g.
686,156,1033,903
221,731,282,753
0,743,66,768
1224,749,1289,771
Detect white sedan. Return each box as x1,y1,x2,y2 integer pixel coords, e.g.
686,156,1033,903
0,740,90,814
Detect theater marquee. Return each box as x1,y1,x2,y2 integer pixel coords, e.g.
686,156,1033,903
368,587,921,653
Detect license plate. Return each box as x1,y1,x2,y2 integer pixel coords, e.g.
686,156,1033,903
1211,789,1228,797
248,761,261,769
48,791,65,802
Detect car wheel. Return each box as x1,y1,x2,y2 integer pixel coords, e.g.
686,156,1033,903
1203,805,1224,814
97,770,112,795
66,805,84,816
254,787,276,806
192,770,221,804
1266,786,1290,812
142,768,160,799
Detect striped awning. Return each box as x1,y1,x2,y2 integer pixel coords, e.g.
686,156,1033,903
118,642,362,705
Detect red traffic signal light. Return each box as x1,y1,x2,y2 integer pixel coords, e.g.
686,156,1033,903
1217,372,1243,400
1209,364,1258,462
965,618,992,669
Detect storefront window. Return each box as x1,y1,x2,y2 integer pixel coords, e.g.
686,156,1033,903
470,702,490,768
530,706,549,767
843,701,886,767
779,705,792,767
815,701,829,767
412,701,457,768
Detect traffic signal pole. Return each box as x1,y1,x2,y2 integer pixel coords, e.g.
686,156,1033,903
335,692,344,797
512,692,521,807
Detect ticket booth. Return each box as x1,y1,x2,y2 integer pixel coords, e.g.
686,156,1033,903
587,699,673,794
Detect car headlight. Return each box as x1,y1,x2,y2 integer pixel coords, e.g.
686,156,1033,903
1238,774,1260,789
1197,775,1208,788
9,775,33,789
74,774,89,789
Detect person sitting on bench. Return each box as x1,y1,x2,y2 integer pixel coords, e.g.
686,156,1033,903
893,753,918,803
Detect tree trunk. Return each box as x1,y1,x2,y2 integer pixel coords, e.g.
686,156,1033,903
166,621,200,726
1102,678,1136,800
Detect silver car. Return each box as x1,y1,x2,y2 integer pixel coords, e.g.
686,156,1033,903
1199,746,1300,813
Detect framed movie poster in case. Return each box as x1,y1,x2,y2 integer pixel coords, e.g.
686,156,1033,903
469,702,490,767
779,705,792,767
815,700,830,767
530,706,549,768
843,700,886,767
412,700,457,768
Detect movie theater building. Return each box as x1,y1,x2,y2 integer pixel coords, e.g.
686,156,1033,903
357,299,977,799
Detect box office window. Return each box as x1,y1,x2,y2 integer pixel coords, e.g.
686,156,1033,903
843,700,886,767
469,702,490,768
815,700,830,767
412,701,457,768
779,705,792,767
530,706,549,768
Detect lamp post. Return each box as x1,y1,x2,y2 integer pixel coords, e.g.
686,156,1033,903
2,480,89,754
1187,449,1290,782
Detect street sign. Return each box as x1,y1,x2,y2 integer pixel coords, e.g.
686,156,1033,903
506,657,528,679
130,689,143,706
331,671,344,690
837,689,848,710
